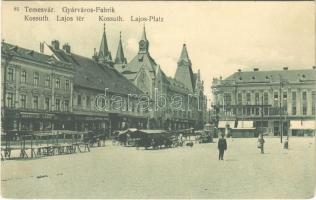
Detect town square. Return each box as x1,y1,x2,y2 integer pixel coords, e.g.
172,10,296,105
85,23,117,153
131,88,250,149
1,1,315,199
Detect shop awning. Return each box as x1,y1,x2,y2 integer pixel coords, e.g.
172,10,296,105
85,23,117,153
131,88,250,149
237,121,254,129
290,120,316,130
218,121,235,128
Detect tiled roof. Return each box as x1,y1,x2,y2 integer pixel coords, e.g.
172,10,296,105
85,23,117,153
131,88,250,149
174,44,195,92
123,53,157,80
167,77,191,94
48,46,143,95
1,42,70,68
225,69,316,83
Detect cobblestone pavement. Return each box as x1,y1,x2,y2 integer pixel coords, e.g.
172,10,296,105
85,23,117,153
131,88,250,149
1,137,315,199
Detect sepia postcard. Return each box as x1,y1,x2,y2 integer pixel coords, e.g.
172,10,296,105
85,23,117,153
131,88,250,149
1,1,315,199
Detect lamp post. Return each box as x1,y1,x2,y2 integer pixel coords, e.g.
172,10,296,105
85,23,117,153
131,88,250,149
279,75,289,144
279,75,283,143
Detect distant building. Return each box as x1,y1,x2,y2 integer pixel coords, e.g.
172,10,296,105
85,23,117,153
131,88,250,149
211,67,316,137
114,26,206,130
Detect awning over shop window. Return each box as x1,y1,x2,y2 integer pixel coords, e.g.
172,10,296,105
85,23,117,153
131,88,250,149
290,120,316,130
237,121,254,129
218,121,235,128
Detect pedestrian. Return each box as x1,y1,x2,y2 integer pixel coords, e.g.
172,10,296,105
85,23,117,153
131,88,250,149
218,133,227,160
284,138,289,149
257,135,265,154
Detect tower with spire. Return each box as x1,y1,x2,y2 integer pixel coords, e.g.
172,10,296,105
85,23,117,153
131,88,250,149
95,24,113,65
138,25,149,54
174,44,195,92
115,31,127,65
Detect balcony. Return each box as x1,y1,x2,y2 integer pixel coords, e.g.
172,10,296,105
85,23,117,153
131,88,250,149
215,104,288,118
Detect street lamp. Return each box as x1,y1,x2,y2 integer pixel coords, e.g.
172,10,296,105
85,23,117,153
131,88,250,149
279,75,289,143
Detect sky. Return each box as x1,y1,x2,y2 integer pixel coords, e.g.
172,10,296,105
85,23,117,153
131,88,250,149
2,1,315,99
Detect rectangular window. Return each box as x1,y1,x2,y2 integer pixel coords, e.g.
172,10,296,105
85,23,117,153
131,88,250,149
33,72,39,86
237,93,242,104
6,93,14,108
33,96,39,109
255,93,260,105
292,92,296,115
65,80,70,91
302,91,307,115
312,91,316,115
64,100,69,112
45,97,50,111
77,95,81,106
7,68,14,81
302,107,307,115
21,70,26,83
20,94,26,108
86,96,90,107
224,93,232,105
55,99,61,111
55,78,60,88
302,91,307,101
283,91,287,113
263,92,269,105
246,93,251,104
255,107,260,115
273,92,278,107
283,92,287,100
45,75,51,88
246,107,251,115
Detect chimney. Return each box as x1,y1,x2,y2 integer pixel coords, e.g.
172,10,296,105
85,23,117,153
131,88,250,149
283,67,288,70
40,42,44,53
253,68,259,72
238,69,241,72
51,40,59,50
313,66,316,70
62,43,71,54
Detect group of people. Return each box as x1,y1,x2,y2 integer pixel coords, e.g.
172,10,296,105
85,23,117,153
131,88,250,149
216,133,267,160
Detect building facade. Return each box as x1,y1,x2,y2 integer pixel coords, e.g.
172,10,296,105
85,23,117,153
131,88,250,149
114,26,206,130
1,25,207,133
211,67,316,137
43,34,148,133
1,42,74,132
1,37,147,134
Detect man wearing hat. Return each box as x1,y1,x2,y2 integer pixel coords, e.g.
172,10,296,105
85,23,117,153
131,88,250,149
218,133,227,160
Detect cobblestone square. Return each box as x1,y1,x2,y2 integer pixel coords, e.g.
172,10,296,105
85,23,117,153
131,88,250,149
1,137,315,199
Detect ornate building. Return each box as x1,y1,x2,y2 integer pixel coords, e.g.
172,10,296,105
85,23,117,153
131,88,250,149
43,28,147,133
211,67,316,137
1,25,207,133
114,26,206,130
1,28,148,134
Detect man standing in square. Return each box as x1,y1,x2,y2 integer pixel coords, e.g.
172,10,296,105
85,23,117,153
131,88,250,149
218,133,227,160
